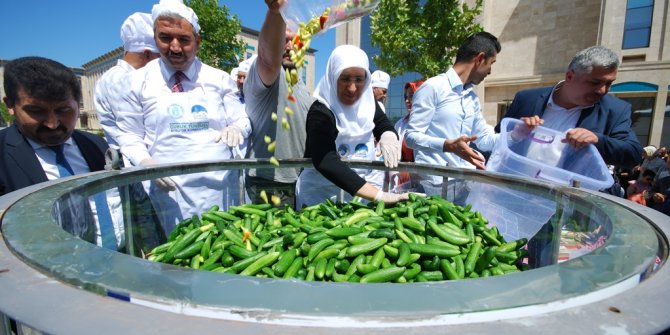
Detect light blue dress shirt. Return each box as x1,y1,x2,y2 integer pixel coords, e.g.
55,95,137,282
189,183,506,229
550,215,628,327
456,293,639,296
406,68,498,180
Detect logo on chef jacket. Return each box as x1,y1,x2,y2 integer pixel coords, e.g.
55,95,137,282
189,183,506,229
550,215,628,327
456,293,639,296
337,144,349,157
338,143,370,158
354,143,369,158
191,104,208,119
167,104,184,119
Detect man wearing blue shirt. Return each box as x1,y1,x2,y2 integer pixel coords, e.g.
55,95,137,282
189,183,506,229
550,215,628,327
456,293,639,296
405,32,501,202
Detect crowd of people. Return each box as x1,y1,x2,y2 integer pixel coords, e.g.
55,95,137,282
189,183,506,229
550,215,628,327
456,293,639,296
619,145,669,214
1,0,668,253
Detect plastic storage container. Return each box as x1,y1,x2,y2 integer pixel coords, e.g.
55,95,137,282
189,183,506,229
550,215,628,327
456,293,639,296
487,117,613,190
467,118,613,242
279,0,381,34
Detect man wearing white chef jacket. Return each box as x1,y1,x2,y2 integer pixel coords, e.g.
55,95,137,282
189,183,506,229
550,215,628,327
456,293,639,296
370,70,390,113
117,0,250,234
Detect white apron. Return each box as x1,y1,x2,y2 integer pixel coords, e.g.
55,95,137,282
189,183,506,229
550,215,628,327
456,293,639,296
297,127,377,208
149,86,240,233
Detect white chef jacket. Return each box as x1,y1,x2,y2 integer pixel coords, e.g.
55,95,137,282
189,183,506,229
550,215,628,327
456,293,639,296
94,59,135,151
116,58,250,232
117,58,250,166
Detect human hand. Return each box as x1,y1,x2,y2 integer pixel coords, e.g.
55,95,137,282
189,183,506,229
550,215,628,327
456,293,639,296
511,116,543,141
443,135,486,170
265,0,285,13
378,131,401,168
374,190,425,204
214,126,243,147
520,116,543,128
374,190,409,204
652,192,666,203
104,148,122,171
562,128,598,150
140,158,177,192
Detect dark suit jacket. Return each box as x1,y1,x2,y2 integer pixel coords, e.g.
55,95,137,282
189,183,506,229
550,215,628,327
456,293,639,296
0,125,108,195
498,86,643,168
0,125,108,242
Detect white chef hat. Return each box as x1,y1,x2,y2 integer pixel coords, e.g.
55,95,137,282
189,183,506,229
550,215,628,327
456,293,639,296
120,12,158,53
237,60,251,74
230,67,239,79
370,70,390,89
643,145,657,157
152,0,200,33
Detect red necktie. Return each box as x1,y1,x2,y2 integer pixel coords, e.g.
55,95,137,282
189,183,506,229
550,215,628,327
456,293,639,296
172,71,185,92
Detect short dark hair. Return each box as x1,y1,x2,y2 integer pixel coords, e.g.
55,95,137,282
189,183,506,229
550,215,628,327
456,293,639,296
3,56,81,106
455,31,501,63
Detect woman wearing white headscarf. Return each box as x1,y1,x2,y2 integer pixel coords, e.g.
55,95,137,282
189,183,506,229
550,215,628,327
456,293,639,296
296,45,409,207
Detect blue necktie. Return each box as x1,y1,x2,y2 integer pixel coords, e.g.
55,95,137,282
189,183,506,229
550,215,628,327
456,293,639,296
49,144,117,250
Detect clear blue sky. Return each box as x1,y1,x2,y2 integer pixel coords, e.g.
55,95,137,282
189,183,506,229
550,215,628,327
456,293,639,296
0,0,335,80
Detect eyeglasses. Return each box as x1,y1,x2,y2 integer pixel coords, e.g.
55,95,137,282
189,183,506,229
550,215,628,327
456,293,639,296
339,75,366,86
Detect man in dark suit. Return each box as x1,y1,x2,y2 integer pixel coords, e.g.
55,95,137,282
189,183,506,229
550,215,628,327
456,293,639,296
1,56,165,255
498,46,644,266
498,45,643,169
0,57,114,246
0,56,108,195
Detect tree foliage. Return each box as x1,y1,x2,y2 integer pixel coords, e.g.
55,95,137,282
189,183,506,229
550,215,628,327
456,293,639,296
370,0,483,78
0,101,12,126
187,0,245,71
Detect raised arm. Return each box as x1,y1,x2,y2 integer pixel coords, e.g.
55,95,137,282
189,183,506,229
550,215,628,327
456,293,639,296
257,0,287,86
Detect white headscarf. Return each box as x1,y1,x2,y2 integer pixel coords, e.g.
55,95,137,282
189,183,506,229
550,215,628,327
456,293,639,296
313,45,375,138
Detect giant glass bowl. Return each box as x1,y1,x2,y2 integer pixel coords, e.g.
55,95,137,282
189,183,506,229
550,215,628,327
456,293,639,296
0,159,667,334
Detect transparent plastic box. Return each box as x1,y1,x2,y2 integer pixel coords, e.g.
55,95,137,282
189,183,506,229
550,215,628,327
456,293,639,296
467,118,613,242
279,0,381,34
487,117,614,190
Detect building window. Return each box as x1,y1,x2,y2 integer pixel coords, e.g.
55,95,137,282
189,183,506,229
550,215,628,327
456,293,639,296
623,0,654,49
617,95,655,146
662,96,670,149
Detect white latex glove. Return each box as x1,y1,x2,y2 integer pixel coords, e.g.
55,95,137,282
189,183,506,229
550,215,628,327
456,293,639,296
140,158,177,192
214,126,243,147
374,190,410,205
378,131,401,168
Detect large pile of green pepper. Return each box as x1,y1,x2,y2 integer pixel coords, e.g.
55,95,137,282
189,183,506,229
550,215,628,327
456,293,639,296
147,194,528,283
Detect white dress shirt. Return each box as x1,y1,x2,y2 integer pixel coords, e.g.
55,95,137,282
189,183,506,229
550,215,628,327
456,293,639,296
525,82,590,166
28,138,125,249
